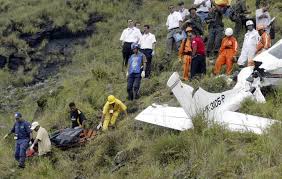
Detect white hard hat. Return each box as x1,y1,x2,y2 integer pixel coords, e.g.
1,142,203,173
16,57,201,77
246,20,254,26
31,122,40,130
225,28,233,36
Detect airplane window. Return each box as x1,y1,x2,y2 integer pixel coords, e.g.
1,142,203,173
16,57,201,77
269,44,282,59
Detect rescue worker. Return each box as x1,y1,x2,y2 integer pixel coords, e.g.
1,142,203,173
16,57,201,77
126,43,146,100
30,122,51,157
214,28,238,76
120,19,142,68
194,0,212,22
178,27,193,81
166,5,183,57
182,5,203,36
190,30,206,79
231,0,249,37
99,95,127,131
237,20,260,67
69,102,86,128
256,24,271,55
139,25,156,78
3,112,32,168
206,4,224,57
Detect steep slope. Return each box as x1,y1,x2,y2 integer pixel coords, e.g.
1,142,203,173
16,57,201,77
0,0,282,178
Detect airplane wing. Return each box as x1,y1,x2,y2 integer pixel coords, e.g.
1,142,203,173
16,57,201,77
217,111,276,134
135,104,193,131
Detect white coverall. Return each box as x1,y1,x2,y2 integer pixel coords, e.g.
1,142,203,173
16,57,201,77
237,30,260,66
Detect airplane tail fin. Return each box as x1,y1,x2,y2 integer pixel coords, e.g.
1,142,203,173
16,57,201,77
167,72,196,117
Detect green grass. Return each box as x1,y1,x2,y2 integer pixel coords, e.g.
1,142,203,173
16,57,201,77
0,0,282,178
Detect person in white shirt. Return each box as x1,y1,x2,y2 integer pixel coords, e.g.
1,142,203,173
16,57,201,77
120,19,142,68
178,1,190,20
166,5,183,57
139,25,157,78
237,20,260,67
256,3,271,34
194,0,212,22
30,122,51,157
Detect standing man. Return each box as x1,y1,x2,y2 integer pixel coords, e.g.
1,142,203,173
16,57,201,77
99,95,127,131
256,24,271,55
120,19,142,68
231,0,249,37
30,122,51,157
256,3,271,34
182,5,203,36
214,28,238,76
139,25,156,78
206,5,224,58
166,5,183,57
237,20,260,67
194,0,212,22
3,112,32,168
190,30,206,79
69,102,86,128
178,1,190,20
127,43,147,100
178,27,193,81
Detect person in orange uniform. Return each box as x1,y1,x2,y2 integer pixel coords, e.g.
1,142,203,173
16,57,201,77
256,24,271,55
214,28,238,76
178,27,193,81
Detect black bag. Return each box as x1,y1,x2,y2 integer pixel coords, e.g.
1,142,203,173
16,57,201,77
50,128,83,148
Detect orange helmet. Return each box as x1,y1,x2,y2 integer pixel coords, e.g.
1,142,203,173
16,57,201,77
185,27,192,32
257,24,265,31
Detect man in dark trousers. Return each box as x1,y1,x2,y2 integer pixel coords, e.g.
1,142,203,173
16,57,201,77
69,102,86,128
231,0,249,37
190,30,206,79
3,112,32,168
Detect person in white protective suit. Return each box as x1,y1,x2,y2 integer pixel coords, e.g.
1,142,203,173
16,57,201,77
237,20,260,67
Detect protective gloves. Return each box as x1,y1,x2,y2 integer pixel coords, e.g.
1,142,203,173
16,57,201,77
141,71,145,78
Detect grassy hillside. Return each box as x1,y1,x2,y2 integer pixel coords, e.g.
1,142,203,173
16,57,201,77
0,0,282,178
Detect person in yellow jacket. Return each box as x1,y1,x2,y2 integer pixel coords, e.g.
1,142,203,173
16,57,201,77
99,95,127,131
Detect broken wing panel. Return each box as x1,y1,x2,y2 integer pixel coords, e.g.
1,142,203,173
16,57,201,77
219,111,276,134
135,105,193,131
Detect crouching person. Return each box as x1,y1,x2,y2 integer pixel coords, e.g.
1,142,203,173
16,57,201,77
127,43,147,100
30,122,51,157
99,95,127,131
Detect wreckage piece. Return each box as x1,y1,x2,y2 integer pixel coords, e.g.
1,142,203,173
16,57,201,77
135,104,193,131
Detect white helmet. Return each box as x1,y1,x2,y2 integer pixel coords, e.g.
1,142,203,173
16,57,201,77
225,28,233,36
246,20,254,26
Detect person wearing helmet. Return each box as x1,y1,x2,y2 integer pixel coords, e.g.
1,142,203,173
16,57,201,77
214,28,238,75
99,95,127,131
3,112,32,168
30,122,51,157
126,43,147,100
69,102,86,129
237,20,260,67
256,24,271,55
178,27,193,81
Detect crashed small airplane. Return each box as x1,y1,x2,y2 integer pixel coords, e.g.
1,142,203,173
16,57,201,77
136,39,282,134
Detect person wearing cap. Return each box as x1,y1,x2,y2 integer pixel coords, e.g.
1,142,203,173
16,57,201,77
120,19,142,68
30,122,51,157
256,24,271,55
3,112,32,168
166,5,183,57
139,25,156,78
214,28,238,76
126,43,147,100
99,95,127,131
237,20,260,67
178,27,193,81
256,3,271,34
178,1,190,20
182,5,203,36
190,30,206,79
194,0,212,22
69,102,87,129
206,4,224,58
